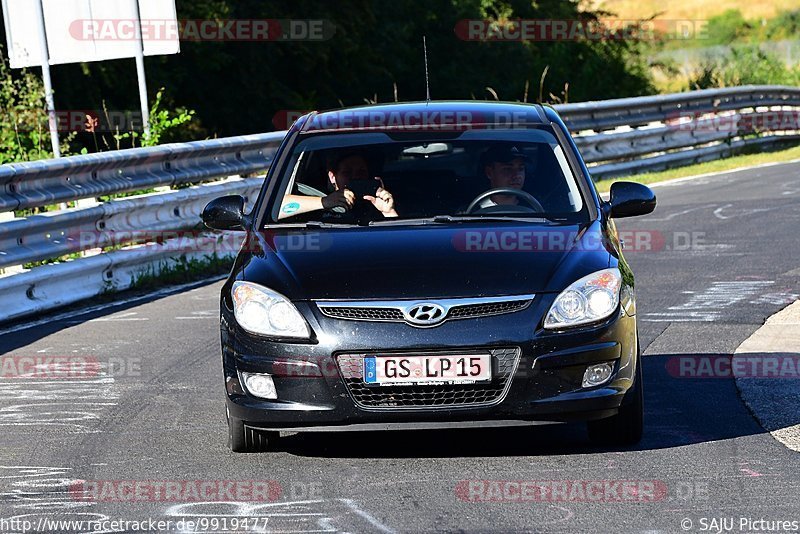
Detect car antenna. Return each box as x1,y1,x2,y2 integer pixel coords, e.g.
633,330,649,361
423,36,431,102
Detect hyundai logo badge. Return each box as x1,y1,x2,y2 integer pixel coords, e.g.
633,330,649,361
405,303,447,326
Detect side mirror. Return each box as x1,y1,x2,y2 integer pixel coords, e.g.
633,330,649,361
202,195,247,231
606,182,656,218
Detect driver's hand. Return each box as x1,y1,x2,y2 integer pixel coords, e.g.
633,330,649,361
364,177,398,217
322,189,355,212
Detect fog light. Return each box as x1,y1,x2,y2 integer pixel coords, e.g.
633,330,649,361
241,372,277,399
582,363,614,388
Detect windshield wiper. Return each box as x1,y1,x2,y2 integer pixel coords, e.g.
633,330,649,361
432,215,558,223
264,221,360,229
368,214,562,226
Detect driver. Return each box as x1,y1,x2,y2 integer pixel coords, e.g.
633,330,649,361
278,152,397,220
478,145,532,208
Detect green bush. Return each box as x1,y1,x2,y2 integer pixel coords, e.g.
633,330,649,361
1,46,198,162
721,46,799,86
765,10,800,41
112,88,196,149
705,10,752,45
657,8,800,51
688,45,800,89
0,48,74,164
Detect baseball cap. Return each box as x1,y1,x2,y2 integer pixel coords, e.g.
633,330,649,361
481,144,532,165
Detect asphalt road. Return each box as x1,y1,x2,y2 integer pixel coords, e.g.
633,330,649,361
1,162,799,533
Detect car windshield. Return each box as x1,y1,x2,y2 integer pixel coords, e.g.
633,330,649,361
266,128,589,226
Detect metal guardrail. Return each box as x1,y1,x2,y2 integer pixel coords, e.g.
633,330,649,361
0,232,247,321
0,133,283,212
562,85,800,179
0,177,262,269
1,85,799,323
588,134,800,178
558,85,800,131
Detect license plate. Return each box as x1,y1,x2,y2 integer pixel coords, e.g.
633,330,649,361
364,355,491,386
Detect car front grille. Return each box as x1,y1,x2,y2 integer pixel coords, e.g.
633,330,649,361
318,307,405,321
317,296,533,325
448,299,531,318
335,347,520,409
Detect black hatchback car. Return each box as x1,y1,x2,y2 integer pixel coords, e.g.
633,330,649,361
202,102,656,452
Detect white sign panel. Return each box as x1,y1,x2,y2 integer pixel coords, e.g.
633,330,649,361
2,0,179,68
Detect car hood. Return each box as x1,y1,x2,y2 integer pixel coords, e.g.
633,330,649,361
241,221,612,300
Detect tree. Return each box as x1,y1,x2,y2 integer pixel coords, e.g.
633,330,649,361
2,0,655,144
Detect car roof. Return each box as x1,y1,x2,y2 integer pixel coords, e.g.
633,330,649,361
297,101,550,133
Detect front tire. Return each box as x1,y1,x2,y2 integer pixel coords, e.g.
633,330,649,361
587,350,644,447
227,410,278,453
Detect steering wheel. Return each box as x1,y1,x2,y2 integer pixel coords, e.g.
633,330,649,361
465,188,545,214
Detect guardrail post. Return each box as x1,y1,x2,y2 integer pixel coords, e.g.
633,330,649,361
0,212,24,277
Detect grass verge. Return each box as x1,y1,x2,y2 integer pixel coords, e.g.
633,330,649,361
593,144,800,193
128,254,234,292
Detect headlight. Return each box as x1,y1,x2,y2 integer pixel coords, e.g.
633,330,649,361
232,281,310,338
544,268,622,329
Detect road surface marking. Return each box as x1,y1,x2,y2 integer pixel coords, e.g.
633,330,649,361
644,281,774,322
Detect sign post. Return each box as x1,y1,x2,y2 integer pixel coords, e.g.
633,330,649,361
1,0,179,153
32,0,60,157
131,0,150,139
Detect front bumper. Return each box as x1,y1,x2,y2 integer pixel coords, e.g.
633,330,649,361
221,294,638,431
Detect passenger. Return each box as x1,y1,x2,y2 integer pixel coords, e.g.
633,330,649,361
278,152,397,220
